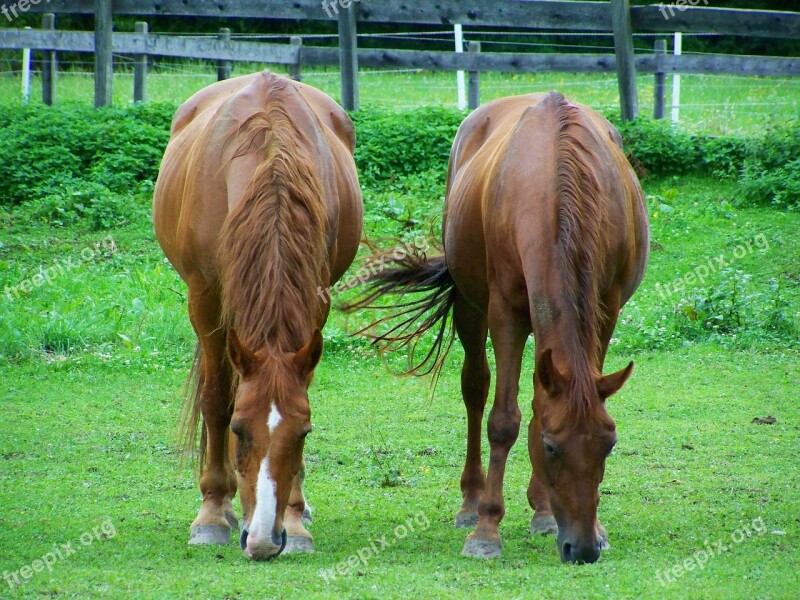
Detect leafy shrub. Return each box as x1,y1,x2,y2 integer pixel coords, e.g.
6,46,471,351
2,102,797,215
737,119,800,208
613,118,699,176
739,159,800,209
350,106,462,186
674,269,798,344
699,136,748,178
675,269,756,335
20,179,138,230
0,103,173,206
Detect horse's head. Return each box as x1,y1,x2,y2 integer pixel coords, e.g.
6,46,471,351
532,348,633,564
226,328,322,561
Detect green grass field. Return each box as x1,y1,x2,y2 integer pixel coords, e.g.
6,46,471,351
1,65,799,135
0,68,798,598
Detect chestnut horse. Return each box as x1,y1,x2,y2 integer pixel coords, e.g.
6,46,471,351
153,72,362,560
347,92,648,563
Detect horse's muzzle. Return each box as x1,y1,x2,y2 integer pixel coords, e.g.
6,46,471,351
240,525,287,561
559,534,602,564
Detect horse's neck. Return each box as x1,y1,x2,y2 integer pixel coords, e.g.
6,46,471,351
533,293,600,376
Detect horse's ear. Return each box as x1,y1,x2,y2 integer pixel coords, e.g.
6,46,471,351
536,348,566,396
597,361,634,400
227,329,262,378
294,329,323,378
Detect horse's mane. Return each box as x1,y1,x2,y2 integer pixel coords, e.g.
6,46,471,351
553,96,609,413
218,83,328,355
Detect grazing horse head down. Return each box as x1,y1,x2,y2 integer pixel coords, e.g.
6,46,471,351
347,91,648,564
532,348,633,563
153,71,362,560
227,329,321,559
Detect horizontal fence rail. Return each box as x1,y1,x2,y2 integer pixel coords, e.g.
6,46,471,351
2,1,798,117
3,29,798,78
20,1,800,39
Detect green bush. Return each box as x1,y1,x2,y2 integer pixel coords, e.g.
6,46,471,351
0,103,173,206
737,119,800,208
699,136,749,178
1,102,797,216
19,179,140,230
350,106,463,186
613,118,699,176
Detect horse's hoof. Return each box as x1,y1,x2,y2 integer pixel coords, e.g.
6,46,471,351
530,514,558,536
284,535,315,554
302,506,313,525
454,511,479,528
462,536,502,559
189,524,231,546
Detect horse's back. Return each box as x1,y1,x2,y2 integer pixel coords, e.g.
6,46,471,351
444,92,647,313
153,72,360,286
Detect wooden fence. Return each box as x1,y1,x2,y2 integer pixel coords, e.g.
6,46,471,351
1,0,798,118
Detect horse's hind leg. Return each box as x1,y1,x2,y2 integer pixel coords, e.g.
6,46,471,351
283,462,314,553
187,278,237,545
453,295,490,528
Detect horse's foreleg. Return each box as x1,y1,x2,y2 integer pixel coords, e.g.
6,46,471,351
453,296,490,529
527,464,558,536
282,463,314,553
187,280,237,545
462,292,529,559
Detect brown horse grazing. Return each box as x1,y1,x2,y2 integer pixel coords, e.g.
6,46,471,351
347,92,648,564
153,71,362,560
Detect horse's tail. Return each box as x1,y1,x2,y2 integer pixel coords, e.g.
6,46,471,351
179,343,206,476
342,250,457,382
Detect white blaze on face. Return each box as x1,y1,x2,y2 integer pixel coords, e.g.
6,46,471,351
247,405,282,544
268,404,282,433
250,457,277,541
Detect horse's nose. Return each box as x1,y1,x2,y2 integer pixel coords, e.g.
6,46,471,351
561,539,601,564
241,526,287,561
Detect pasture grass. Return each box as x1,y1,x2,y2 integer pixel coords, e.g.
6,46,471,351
0,65,798,135
0,168,798,597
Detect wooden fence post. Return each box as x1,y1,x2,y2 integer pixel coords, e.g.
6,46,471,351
41,13,56,106
289,36,303,81
654,39,667,119
338,5,359,111
134,22,148,103
611,0,638,121
217,28,232,81
94,0,113,108
468,41,481,110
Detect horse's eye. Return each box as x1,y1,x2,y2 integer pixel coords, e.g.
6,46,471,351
230,421,245,438
544,442,559,458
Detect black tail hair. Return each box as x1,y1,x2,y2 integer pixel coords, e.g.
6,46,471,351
342,249,457,382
